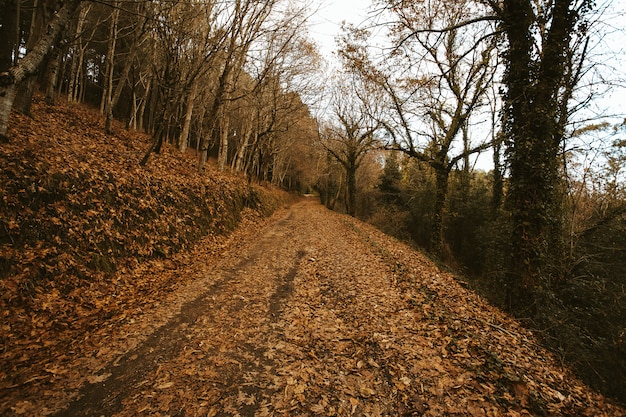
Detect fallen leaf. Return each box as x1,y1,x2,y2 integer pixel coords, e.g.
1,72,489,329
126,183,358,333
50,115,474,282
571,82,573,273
87,373,111,384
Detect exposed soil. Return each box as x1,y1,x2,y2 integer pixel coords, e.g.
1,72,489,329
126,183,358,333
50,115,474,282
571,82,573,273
3,198,623,416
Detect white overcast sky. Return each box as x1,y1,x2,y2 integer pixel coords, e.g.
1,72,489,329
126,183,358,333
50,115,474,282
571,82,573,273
306,0,373,61
302,0,626,171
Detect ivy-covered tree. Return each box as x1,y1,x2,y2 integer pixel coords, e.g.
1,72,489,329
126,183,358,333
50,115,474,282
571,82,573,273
487,0,594,309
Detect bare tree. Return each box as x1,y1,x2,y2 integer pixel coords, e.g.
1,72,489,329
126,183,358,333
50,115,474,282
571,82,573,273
197,0,278,172
103,1,151,134
205,2,320,177
319,79,380,217
340,0,498,252
141,0,230,166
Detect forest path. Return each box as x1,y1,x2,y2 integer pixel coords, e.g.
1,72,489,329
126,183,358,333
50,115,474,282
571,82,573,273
8,199,624,416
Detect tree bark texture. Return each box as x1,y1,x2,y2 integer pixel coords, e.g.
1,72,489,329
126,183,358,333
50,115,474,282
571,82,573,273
179,80,198,153
217,110,231,171
430,165,449,255
44,48,61,104
13,0,49,114
345,164,357,217
501,0,577,310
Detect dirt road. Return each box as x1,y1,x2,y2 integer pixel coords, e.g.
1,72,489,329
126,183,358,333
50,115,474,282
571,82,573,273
5,199,624,416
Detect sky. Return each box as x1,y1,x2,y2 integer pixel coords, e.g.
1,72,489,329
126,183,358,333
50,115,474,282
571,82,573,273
302,0,626,171
306,0,373,61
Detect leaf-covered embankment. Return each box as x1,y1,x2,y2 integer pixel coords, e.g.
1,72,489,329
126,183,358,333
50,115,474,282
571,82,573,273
0,95,289,396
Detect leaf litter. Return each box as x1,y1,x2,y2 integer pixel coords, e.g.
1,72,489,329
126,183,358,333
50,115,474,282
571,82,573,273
0,94,286,416
1,95,624,416
51,202,626,416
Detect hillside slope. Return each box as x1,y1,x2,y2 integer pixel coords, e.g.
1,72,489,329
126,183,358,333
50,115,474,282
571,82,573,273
0,95,289,406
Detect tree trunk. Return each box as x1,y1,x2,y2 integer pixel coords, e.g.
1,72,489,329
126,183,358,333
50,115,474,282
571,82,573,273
101,4,119,116
194,105,206,152
233,114,253,172
105,6,146,134
430,165,449,255
234,129,252,172
492,132,504,212
136,77,151,132
139,130,163,166
44,47,61,103
70,49,84,103
13,76,37,115
0,84,17,141
179,80,197,153
198,60,233,172
67,49,78,102
346,164,357,217
68,4,91,103
217,111,230,171
501,0,574,311
244,129,262,175
13,0,47,114
128,91,138,130
0,0,82,138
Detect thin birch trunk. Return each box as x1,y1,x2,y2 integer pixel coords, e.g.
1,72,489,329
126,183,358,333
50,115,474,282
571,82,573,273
101,4,120,115
179,80,198,153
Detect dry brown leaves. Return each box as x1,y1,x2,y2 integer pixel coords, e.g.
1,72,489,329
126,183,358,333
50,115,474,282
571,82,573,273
47,202,626,415
0,94,287,415
1,95,623,417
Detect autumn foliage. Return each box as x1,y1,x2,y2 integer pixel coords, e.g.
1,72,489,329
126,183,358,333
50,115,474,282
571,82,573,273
0,95,287,407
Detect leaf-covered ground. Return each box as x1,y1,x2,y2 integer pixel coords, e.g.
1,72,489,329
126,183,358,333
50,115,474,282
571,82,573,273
9,199,622,416
1,96,624,416
0,95,287,415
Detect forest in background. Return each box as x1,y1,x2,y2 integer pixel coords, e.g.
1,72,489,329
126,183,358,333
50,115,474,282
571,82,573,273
0,0,624,405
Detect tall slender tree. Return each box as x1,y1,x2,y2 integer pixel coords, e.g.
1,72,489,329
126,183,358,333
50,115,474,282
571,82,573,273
0,0,82,139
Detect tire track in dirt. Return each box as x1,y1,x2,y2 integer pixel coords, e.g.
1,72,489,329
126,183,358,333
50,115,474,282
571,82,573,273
42,199,626,416
52,208,309,417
